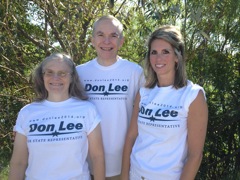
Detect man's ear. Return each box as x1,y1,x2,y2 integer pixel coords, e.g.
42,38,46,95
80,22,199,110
119,37,124,48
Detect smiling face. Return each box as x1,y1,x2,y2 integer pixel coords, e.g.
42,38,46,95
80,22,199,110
91,19,124,65
43,58,72,102
150,39,178,86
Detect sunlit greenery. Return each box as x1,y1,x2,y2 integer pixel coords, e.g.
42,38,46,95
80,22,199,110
1,0,239,179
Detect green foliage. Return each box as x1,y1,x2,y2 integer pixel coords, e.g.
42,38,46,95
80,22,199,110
0,165,9,180
1,0,240,178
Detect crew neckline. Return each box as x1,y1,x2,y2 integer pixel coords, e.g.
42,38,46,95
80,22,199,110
94,57,121,70
42,97,74,107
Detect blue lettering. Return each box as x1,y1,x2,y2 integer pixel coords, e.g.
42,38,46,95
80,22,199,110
108,83,128,92
29,124,37,132
171,110,178,117
59,121,66,130
85,84,105,91
140,106,152,116
162,110,170,117
155,109,162,117
59,121,83,131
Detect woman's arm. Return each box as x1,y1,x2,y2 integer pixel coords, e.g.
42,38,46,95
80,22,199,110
88,124,105,180
121,92,140,180
9,132,28,180
180,90,208,180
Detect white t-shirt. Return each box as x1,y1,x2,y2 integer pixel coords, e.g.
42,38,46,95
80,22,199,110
130,81,206,180
14,97,101,180
76,57,143,177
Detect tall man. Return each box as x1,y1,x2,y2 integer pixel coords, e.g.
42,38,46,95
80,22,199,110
76,15,143,179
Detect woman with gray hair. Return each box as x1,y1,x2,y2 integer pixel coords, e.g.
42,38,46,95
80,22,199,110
9,53,105,180
121,26,208,180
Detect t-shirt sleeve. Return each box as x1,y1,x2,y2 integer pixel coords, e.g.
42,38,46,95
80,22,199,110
86,103,101,135
14,110,27,136
137,67,145,88
184,83,206,112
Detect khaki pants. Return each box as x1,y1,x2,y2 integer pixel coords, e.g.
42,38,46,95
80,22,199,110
91,175,121,180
